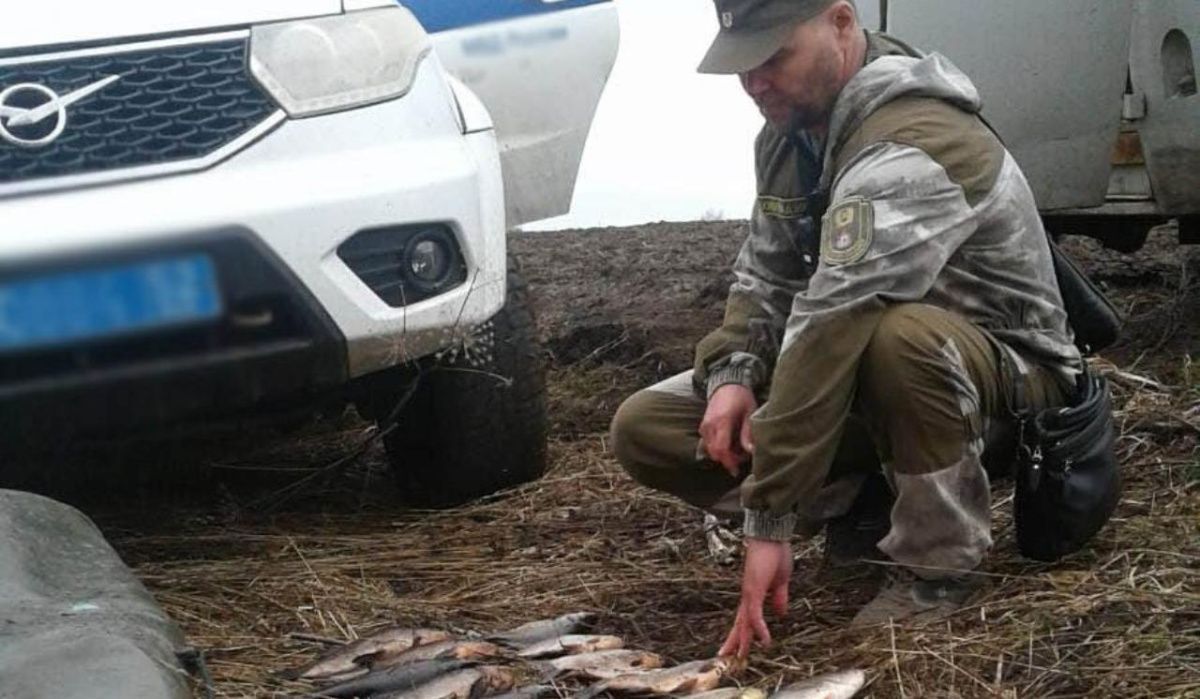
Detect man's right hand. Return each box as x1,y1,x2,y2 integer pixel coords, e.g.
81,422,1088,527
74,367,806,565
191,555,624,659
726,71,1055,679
718,537,793,659
699,384,758,477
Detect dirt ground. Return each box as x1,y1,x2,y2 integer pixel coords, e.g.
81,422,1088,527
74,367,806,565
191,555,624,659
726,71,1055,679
23,222,1200,697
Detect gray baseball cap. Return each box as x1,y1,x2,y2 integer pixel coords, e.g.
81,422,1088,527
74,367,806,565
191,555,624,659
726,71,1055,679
698,0,838,74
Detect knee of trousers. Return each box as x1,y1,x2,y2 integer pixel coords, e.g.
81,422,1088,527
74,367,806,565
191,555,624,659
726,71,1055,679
609,389,668,486
857,303,984,471
859,303,961,410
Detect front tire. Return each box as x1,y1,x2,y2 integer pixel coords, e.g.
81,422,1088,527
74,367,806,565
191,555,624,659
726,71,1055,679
373,255,547,508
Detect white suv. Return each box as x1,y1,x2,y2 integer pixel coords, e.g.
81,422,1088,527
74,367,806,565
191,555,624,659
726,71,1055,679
0,0,619,505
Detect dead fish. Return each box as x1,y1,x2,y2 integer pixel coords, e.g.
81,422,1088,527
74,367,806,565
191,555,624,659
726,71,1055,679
311,658,470,698
309,665,371,685
536,649,664,681
370,640,504,670
580,657,738,698
488,612,596,648
517,634,625,659
692,689,767,699
489,686,558,699
375,665,515,699
768,670,866,699
287,627,453,681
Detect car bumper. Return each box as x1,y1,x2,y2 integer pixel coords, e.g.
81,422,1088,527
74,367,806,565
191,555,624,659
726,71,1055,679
0,230,348,440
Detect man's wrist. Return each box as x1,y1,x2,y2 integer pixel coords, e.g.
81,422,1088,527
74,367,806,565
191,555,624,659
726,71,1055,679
705,365,758,400
742,508,797,542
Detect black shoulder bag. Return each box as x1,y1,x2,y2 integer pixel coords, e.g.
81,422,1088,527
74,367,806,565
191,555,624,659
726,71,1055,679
1010,361,1122,562
1009,238,1123,561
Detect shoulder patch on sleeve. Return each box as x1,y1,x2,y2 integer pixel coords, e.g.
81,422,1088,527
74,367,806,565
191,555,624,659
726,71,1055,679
820,197,874,265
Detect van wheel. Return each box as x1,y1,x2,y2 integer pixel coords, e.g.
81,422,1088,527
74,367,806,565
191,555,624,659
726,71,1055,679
370,255,548,508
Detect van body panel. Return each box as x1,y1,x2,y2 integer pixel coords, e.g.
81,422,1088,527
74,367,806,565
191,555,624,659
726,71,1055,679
857,1,883,33
1130,0,1200,215
888,0,1134,211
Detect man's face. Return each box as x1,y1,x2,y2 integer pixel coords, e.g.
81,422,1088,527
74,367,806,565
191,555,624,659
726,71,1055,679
738,18,845,131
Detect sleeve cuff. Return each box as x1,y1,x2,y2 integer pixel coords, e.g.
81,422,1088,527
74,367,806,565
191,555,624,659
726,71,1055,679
742,509,797,541
705,364,758,400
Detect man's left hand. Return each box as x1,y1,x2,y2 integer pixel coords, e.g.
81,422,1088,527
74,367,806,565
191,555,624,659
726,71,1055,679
718,538,793,659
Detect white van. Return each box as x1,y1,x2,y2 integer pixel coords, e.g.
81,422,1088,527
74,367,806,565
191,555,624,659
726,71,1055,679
858,0,1198,251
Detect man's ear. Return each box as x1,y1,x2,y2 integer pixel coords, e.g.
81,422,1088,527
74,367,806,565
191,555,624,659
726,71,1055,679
829,1,858,36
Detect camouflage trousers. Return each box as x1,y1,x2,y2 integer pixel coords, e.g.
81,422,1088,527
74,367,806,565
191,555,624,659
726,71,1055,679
610,303,1069,578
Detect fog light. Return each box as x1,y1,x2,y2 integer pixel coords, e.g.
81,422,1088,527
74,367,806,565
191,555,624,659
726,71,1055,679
408,237,451,284
338,224,466,307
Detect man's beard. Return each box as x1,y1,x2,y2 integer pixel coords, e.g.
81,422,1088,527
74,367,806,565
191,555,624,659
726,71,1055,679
785,104,833,133
783,50,842,134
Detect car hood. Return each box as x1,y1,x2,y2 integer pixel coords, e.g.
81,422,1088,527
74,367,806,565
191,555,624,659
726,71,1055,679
0,0,343,53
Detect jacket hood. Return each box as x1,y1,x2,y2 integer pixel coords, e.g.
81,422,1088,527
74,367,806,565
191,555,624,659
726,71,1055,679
821,52,983,187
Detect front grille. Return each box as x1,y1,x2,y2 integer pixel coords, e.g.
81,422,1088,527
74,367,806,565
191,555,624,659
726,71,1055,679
0,38,278,185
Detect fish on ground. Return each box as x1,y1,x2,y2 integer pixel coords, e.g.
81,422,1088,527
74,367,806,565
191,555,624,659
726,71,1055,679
691,688,767,699
517,634,625,659
488,685,559,699
285,627,453,681
767,670,866,699
488,612,597,648
579,657,740,697
374,665,515,699
369,640,504,671
536,649,664,681
307,665,371,686
309,658,470,698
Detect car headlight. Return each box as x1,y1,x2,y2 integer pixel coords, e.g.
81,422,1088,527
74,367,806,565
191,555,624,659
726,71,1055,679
250,7,431,118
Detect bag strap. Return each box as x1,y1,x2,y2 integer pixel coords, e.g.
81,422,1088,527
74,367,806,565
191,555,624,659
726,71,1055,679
993,339,1039,484
991,336,1029,416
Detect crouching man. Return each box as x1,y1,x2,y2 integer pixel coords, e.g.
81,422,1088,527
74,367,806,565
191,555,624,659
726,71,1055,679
609,0,1082,656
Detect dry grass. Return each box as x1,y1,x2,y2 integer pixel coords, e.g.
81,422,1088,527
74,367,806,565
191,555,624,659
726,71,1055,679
92,226,1200,698
100,355,1200,699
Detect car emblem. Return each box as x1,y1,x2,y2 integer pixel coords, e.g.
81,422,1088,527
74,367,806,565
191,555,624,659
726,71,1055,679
721,11,734,28
0,75,121,148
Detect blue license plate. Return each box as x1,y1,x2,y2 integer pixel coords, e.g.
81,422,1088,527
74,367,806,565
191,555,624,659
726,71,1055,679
0,254,222,353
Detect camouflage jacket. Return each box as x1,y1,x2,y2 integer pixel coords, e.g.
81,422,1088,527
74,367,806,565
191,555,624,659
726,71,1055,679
695,32,924,397
691,33,1083,539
